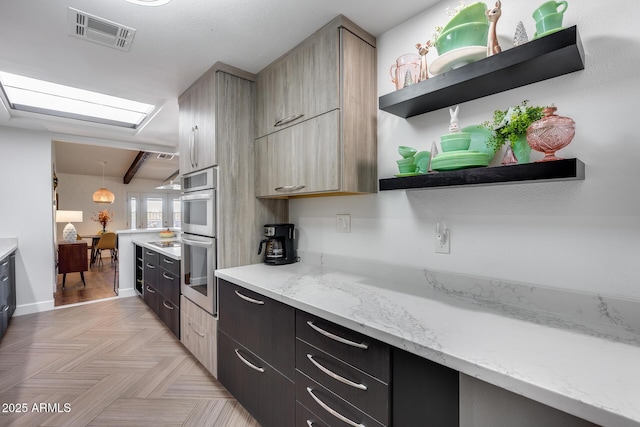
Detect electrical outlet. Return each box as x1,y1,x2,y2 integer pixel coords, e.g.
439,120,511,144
336,214,351,233
435,223,450,254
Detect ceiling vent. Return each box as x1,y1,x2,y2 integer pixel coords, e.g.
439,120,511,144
68,8,136,52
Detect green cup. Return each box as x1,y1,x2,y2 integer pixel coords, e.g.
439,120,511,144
535,12,564,35
532,1,568,21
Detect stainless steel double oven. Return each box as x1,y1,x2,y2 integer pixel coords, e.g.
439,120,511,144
180,167,217,315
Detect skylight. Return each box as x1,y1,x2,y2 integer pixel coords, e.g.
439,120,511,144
0,71,155,129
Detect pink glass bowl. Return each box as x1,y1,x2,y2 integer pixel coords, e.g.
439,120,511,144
526,106,575,162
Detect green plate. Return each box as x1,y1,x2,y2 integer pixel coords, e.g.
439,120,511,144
394,172,420,177
431,151,490,171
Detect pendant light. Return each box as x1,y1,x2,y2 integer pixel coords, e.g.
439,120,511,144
93,161,115,204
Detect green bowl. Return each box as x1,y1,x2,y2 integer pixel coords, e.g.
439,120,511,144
440,2,488,34
441,134,471,152
435,22,489,55
441,132,471,142
398,163,417,174
398,145,417,158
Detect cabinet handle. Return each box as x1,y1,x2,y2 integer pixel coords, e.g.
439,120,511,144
2,277,8,282
136,279,143,283
162,301,174,310
274,113,304,127
306,387,365,427
162,272,174,280
189,125,199,168
306,321,369,350
234,290,265,305
306,421,314,427
1,261,8,267
145,286,156,293
275,184,306,193
306,354,367,391
146,263,155,269
1,305,9,312
146,251,155,256
188,321,205,337
163,258,175,265
234,348,265,373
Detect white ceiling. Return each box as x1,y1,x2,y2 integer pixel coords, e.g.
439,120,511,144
0,0,438,179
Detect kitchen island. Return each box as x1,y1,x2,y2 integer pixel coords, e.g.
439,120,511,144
216,252,640,427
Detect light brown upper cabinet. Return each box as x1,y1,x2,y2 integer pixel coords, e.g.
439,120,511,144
179,71,217,174
254,15,377,198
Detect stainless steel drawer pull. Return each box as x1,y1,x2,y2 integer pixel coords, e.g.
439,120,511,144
306,421,314,427
234,290,265,305
162,272,174,280
1,305,9,312
146,263,155,269
274,113,304,127
188,321,205,337
306,387,365,427
307,354,367,390
136,279,143,283
1,261,8,267
145,286,156,294
163,258,175,264
2,277,8,282
234,349,265,373
146,251,155,256
162,301,174,310
275,184,306,193
306,321,369,350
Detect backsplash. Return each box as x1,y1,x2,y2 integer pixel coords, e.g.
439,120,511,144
299,251,640,346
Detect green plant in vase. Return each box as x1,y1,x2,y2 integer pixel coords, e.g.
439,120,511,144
482,100,545,163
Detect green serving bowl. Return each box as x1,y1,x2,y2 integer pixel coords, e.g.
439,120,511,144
440,133,471,152
440,2,489,34
435,22,489,55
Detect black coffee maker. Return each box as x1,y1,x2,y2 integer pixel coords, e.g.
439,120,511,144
258,223,296,265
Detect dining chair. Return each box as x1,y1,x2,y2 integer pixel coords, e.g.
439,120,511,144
95,232,118,265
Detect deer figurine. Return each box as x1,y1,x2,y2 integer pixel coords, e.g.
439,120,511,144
415,41,432,82
486,0,502,57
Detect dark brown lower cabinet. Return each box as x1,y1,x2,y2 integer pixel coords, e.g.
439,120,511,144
392,347,460,427
218,330,295,426
296,371,385,427
140,247,180,338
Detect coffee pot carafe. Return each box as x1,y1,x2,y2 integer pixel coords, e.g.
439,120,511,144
258,223,296,265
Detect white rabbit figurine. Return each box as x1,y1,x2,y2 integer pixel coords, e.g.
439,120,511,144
449,105,460,133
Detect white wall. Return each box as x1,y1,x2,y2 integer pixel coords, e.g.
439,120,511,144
0,126,56,314
55,172,179,240
290,0,640,301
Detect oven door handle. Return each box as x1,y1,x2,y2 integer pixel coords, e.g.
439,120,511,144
181,192,213,201
181,237,214,248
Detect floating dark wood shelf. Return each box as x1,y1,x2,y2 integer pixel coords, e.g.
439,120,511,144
379,158,585,191
379,26,585,118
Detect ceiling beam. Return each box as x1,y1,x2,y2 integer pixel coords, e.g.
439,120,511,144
123,151,151,184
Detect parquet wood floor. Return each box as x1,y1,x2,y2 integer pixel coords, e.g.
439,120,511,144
55,258,117,307
0,296,260,426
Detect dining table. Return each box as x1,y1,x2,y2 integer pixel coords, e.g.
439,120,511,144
80,234,102,267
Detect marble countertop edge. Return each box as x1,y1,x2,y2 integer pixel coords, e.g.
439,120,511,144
215,261,640,427
0,237,18,260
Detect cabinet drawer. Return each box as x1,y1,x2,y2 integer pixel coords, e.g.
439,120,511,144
158,297,180,338
296,311,390,382
296,339,389,424
143,248,159,265
218,331,295,427
159,255,179,276
296,371,385,427
143,283,160,314
297,402,331,427
181,296,217,377
219,280,295,379
0,257,9,278
143,260,158,286
158,269,180,306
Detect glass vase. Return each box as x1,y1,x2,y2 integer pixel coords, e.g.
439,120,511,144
512,133,530,164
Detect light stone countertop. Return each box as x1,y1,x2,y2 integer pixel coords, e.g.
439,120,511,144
215,252,640,427
0,237,18,260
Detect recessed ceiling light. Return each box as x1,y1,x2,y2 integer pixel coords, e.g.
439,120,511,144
0,71,155,129
125,0,172,6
